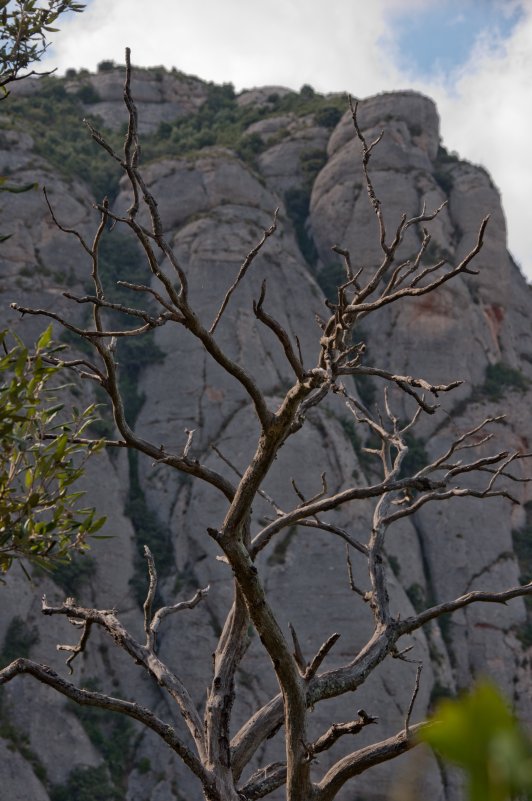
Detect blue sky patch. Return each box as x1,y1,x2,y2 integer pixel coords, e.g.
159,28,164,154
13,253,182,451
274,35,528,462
389,0,524,78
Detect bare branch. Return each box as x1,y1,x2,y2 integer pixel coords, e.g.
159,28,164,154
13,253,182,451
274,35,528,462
398,582,532,637
0,658,210,787
305,633,341,680
62,290,175,326
182,428,196,459
312,709,378,755
116,280,183,318
44,354,106,383
234,560,518,783
349,216,489,318
11,303,156,339
381,482,521,527
43,186,92,255
40,596,206,753
211,444,284,514
251,474,443,557
315,722,425,801
297,519,368,557
349,96,387,256
57,620,93,675
331,245,355,282
150,585,210,640
289,622,307,673
345,544,369,599
238,762,287,800
206,588,250,772
404,663,423,736
210,209,279,334
349,366,462,413
253,280,305,380
84,118,123,168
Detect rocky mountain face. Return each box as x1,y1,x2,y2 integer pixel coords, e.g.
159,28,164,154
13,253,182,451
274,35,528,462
1,63,532,801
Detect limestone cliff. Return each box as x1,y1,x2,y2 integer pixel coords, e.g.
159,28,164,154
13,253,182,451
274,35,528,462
1,64,531,801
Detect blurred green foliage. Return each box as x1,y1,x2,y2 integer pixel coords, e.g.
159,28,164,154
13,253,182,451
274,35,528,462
421,680,532,801
140,82,345,168
0,615,39,663
316,261,348,301
51,552,96,597
0,326,105,574
398,432,428,479
50,764,121,801
3,76,123,200
512,502,532,646
481,362,529,402
70,696,134,788
4,72,345,204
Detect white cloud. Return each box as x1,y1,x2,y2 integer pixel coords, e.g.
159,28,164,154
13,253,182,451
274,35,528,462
405,6,532,278
41,0,532,278
42,0,399,93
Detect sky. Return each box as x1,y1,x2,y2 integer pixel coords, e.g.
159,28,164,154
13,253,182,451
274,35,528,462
41,0,532,280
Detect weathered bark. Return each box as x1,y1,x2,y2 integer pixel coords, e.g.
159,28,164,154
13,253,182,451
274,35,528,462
2,49,531,801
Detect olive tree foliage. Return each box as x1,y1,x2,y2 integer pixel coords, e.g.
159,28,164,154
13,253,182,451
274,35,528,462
0,0,101,574
0,1,82,237
0,1,85,236
0,0,85,98
1,49,531,801
0,327,105,575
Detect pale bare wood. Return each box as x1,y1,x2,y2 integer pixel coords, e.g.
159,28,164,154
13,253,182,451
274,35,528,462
5,49,532,801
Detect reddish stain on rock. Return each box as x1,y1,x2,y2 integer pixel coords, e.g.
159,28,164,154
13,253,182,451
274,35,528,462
205,386,225,402
483,303,505,346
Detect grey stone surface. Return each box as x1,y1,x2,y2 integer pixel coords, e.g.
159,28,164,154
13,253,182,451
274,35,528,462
0,738,51,800
257,115,330,196
237,86,292,108
1,68,531,801
66,66,208,133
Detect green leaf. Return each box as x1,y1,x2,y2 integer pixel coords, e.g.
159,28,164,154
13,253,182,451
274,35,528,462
36,324,53,350
0,328,102,575
27,492,41,508
89,516,106,534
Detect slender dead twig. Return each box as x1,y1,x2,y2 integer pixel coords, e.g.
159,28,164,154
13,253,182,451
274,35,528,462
404,663,423,736
210,209,279,334
57,619,93,675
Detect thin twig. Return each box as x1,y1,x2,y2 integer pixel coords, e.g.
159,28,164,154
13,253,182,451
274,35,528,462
57,620,93,675
253,280,305,380
404,663,422,736
210,209,278,334
150,586,210,638
345,544,369,598
43,187,92,255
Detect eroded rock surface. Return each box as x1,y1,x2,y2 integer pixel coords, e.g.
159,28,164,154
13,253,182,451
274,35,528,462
1,71,531,801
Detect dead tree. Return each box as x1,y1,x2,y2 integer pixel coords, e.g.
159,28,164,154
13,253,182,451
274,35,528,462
1,49,531,801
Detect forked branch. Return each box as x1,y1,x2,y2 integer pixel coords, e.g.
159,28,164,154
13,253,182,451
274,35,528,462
0,658,210,786
6,47,531,801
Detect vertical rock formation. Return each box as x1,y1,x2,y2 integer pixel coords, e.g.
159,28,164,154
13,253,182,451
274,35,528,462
0,67,531,800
